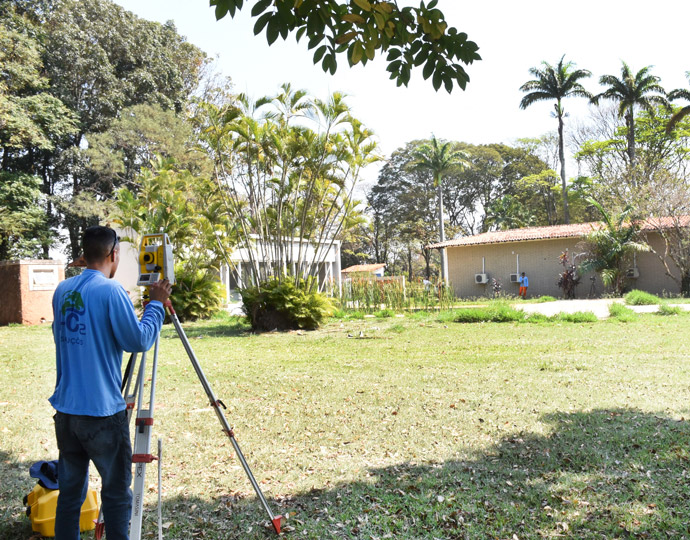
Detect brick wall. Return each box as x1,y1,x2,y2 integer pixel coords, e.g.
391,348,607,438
0,260,65,325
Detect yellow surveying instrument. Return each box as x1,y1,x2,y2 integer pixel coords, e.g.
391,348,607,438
136,232,175,288
94,232,283,539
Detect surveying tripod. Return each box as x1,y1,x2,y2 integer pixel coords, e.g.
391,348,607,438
94,233,282,538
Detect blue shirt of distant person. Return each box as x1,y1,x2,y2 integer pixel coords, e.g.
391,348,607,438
519,272,529,298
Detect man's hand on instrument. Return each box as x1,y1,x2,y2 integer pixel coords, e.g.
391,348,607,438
149,278,172,304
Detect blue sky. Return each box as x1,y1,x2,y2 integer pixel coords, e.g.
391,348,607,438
114,0,690,182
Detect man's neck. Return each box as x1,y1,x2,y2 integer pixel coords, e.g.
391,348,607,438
86,261,113,278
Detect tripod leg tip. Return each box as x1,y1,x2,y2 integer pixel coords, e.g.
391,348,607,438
272,515,283,534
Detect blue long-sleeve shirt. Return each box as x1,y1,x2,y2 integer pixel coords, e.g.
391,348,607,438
50,269,165,416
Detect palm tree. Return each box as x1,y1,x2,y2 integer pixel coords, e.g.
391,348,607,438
579,199,649,296
411,136,467,285
667,71,690,133
592,62,669,164
520,56,592,224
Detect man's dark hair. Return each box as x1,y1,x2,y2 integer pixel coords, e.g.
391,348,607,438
83,226,119,263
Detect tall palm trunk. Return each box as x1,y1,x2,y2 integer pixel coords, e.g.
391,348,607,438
625,112,636,165
556,103,570,224
437,181,448,284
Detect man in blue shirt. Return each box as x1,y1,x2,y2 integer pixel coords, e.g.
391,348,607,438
50,226,172,540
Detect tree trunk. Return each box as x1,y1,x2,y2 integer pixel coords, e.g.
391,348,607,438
557,104,570,224
407,245,413,282
682,272,690,298
373,216,381,263
437,182,448,284
41,153,52,259
423,247,431,279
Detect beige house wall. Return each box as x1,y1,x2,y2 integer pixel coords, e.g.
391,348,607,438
445,232,680,299
635,233,681,295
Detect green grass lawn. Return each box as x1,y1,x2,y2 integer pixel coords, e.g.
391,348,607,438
2,311,690,539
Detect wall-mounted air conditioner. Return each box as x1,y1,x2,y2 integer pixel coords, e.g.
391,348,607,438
475,273,489,284
510,273,520,283
626,267,639,279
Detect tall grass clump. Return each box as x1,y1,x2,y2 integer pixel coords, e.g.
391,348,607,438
341,276,455,313
625,289,661,305
658,304,683,316
453,301,525,323
524,312,551,323
387,323,406,333
609,302,637,322
557,311,598,323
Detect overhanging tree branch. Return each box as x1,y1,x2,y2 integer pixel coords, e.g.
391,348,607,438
208,0,481,92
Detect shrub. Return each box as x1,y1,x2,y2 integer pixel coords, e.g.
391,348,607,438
657,304,683,316
536,296,557,303
240,279,335,331
374,309,395,318
491,278,503,298
557,311,598,323
608,302,637,322
169,265,224,322
557,251,581,299
625,290,661,305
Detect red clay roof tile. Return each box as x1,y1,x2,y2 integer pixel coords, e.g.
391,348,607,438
341,263,386,273
428,217,690,249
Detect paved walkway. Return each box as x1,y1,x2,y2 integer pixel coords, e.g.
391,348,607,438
515,298,690,319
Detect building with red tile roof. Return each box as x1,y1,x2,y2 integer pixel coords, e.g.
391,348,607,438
341,263,386,276
427,220,685,298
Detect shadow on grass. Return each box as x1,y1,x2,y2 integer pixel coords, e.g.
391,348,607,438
148,409,690,539
0,450,39,539
160,318,251,339
3,409,690,539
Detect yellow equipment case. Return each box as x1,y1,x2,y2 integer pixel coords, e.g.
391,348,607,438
24,484,99,537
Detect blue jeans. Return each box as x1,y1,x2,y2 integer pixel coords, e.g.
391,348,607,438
54,411,132,540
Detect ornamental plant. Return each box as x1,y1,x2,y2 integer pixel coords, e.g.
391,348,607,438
556,251,581,299
241,278,335,331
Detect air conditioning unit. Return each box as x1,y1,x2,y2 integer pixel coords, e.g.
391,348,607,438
626,267,639,279
510,273,520,283
475,273,489,284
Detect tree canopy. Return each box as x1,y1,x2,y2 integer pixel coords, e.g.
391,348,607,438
0,0,207,259
520,55,592,224
592,62,668,164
